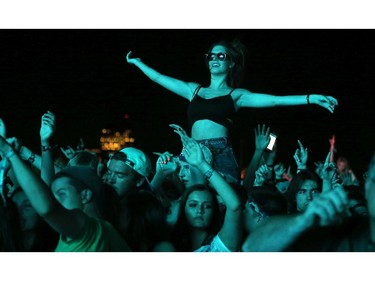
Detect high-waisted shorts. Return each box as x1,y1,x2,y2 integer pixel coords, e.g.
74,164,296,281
196,137,240,185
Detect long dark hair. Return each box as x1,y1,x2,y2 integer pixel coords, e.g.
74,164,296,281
249,184,288,216
206,39,247,88
119,190,172,251
286,170,322,213
171,184,222,251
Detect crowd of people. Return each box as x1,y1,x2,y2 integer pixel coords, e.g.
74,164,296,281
0,39,372,252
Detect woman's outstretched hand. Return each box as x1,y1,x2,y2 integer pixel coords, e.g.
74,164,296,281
311,95,338,113
126,51,141,65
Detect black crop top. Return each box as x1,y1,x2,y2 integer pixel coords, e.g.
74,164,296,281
187,86,236,131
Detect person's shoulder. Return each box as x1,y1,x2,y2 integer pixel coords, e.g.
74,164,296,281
231,88,252,96
231,88,252,104
189,83,202,91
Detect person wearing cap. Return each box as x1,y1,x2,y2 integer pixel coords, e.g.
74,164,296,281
104,147,152,199
0,135,130,251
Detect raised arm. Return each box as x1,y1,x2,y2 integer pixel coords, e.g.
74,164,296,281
177,133,242,251
150,151,178,191
293,140,308,172
328,134,336,162
321,151,339,193
233,89,338,113
0,136,87,239
126,51,199,100
40,111,56,186
243,124,270,190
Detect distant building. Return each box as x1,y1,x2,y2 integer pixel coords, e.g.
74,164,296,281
100,113,135,153
100,128,135,151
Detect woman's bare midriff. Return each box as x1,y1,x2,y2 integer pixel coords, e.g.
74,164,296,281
191,119,229,140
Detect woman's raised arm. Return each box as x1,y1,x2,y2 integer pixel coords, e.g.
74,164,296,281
233,89,338,113
126,51,199,101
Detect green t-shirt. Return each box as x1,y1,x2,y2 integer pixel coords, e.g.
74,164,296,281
55,216,130,252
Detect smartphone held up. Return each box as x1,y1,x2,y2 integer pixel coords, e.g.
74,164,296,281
266,133,277,151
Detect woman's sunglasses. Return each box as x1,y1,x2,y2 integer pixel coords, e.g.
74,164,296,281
205,52,230,62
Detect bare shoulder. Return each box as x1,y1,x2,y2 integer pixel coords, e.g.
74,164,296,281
231,88,253,100
187,82,203,100
188,82,202,92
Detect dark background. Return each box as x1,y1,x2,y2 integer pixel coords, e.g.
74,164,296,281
0,29,374,179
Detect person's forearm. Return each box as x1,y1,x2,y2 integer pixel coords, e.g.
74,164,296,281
243,149,263,190
132,60,193,100
197,162,241,212
150,171,166,191
329,146,335,162
41,143,55,187
273,95,312,107
241,214,309,252
8,151,56,217
322,179,332,193
133,60,163,83
247,94,312,107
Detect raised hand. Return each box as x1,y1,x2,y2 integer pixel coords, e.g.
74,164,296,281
302,187,348,227
153,151,177,175
76,138,85,151
254,164,270,187
60,146,76,160
340,171,357,186
274,163,286,180
181,138,204,167
321,152,337,182
254,124,270,151
169,124,190,146
283,165,293,181
310,95,338,113
126,51,141,65
293,140,308,169
40,111,56,144
329,134,336,148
